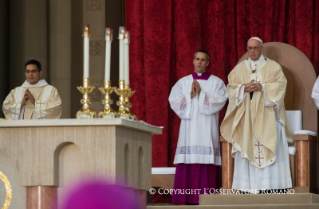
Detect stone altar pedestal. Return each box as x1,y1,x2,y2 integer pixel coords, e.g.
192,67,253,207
0,118,162,209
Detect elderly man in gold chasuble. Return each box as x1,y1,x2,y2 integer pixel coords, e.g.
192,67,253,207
220,37,293,192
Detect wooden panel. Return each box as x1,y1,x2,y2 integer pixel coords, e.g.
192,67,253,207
221,142,234,189
152,175,175,190
290,155,296,187
296,141,309,187
293,134,317,141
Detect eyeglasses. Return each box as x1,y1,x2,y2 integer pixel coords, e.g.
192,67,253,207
247,46,263,51
25,70,39,74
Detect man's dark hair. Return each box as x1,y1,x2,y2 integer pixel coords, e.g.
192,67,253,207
194,49,210,61
25,59,42,71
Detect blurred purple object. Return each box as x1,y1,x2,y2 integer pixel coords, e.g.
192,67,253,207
61,181,139,209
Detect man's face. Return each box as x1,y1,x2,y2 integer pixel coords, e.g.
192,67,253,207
25,64,42,84
247,39,263,61
193,52,209,73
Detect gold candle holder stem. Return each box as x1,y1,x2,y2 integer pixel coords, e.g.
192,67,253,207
114,80,130,119
114,80,136,120
76,78,97,119
98,81,116,118
124,84,136,120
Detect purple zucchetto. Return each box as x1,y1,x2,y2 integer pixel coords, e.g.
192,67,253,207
61,180,139,209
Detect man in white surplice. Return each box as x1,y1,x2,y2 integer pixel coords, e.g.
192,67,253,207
169,49,227,205
2,59,62,119
220,37,294,192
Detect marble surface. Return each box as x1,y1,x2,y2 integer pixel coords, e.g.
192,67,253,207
27,186,57,209
0,181,5,209
0,119,159,208
0,118,162,134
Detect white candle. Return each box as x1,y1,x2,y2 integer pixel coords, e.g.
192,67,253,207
104,28,113,81
124,31,130,84
119,26,126,81
83,24,90,78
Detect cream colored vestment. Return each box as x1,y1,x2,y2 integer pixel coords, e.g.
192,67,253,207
221,57,293,190
2,80,62,119
221,57,293,168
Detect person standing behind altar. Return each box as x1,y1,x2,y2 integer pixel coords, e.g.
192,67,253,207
169,49,228,205
2,59,62,119
220,37,293,192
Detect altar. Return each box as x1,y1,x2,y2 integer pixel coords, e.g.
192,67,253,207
0,118,162,209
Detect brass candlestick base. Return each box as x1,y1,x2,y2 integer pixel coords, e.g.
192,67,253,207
76,78,97,119
114,80,136,120
98,81,116,118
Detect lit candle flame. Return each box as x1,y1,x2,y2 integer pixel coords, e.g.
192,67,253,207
118,26,126,38
83,24,90,37
124,31,130,41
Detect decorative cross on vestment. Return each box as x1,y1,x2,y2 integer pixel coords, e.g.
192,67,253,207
255,153,264,166
36,101,46,119
254,141,263,151
37,101,45,106
12,109,19,119
252,64,257,73
37,114,46,119
180,97,187,110
204,94,209,106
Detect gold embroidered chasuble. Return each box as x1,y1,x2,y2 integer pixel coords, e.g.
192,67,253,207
2,80,62,119
220,58,293,168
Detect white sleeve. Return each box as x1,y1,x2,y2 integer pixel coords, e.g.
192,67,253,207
263,85,279,108
168,79,193,119
311,76,319,110
236,83,266,106
2,89,23,120
198,79,228,115
236,84,246,106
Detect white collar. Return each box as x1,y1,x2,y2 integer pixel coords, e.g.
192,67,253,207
22,79,48,88
249,54,264,66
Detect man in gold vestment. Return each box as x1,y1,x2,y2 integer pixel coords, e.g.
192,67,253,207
220,37,293,192
2,60,62,119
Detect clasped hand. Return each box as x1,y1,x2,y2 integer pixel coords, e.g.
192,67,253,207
244,82,262,93
191,80,201,99
21,89,35,106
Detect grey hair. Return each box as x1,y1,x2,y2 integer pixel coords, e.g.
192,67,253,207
194,49,210,61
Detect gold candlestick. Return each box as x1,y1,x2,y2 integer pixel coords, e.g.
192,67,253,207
124,84,136,120
76,78,97,119
98,81,116,118
114,80,136,120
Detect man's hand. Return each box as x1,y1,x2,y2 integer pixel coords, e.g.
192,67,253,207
24,89,35,104
191,82,196,99
193,80,201,95
21,93,28,106
244,83,262,93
